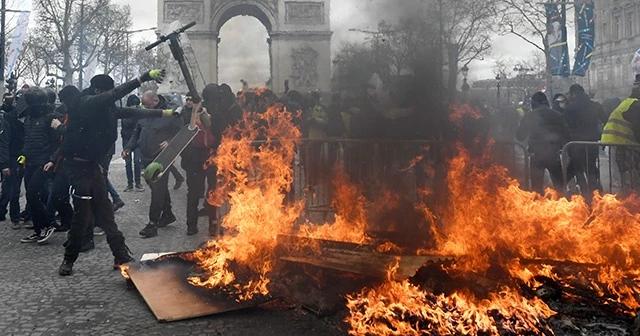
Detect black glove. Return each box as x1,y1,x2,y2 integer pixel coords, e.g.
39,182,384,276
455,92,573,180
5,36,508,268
140,69,166,84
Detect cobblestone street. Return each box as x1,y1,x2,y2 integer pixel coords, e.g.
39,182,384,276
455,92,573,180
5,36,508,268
0,156,342,336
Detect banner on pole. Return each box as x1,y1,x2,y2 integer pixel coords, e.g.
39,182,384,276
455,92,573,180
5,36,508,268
5,12,30,78
545,4,571,77
573,4,595,77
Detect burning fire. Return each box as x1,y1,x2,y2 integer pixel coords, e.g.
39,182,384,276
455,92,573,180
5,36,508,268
182,100,640,333
119,264,130,280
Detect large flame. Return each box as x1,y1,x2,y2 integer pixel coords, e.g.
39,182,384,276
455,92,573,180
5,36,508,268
186,101,640,332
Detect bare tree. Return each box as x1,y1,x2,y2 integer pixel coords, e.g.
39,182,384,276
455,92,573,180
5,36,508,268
421,0,498,100
498,0,563,93
97,4,131,75
14,34,49,85
33,0,111,85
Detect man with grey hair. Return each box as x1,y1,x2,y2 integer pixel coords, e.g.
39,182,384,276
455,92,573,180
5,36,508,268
123,90,183,238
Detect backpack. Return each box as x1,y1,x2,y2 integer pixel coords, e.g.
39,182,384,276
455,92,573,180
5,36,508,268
191,120,216,149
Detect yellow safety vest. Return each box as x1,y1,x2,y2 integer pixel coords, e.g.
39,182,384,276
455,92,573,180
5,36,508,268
517,107,525,117
601,98,638,144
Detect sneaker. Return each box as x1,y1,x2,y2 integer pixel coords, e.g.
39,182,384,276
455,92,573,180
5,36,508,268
139,223,158,238
157,212,176,228
112,200,125,212
135,183,145,192
37,227,56,245
187,226,198,236
21,232,40,243
23,221,34,229
94,227,105,236
58,260,74,276
11,221,20,230
80,240,95,253
123,185,134,192
173,177,185,190
113,244,135,269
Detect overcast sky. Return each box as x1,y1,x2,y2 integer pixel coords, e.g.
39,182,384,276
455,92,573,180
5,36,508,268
20,0,558,91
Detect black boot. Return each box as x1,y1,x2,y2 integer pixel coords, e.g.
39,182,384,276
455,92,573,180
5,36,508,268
157,212,176,228
113,244,135,270
187,225,198,236
58,260,74,276
139,223,158,238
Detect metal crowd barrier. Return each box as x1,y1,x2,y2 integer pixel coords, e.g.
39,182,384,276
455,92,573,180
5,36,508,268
561,141,640,195
213,139,530,220
292,139,530,218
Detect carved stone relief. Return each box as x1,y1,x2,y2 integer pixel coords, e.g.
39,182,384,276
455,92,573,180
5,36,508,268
290,47,319,90
285,2,324,25
211,0,278,19
164,1,204,23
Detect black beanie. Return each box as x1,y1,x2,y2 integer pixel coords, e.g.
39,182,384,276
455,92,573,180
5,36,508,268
90,74,115,90
126,95,140,107
58,85,80,106
531,92,549,109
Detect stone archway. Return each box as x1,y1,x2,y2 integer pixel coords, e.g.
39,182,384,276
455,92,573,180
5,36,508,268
158,0,332,93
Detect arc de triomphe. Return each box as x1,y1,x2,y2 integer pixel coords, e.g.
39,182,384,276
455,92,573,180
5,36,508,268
157,0,332,93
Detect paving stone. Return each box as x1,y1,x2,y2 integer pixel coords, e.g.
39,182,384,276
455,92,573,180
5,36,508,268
0,146,342,335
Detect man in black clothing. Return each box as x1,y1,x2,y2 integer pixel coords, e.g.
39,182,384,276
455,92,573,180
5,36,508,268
516,92,571,195
46,85,79,234
0,90,26,229
19,87,58,245
123,90,182,238
58,70,174,276
564,84,608,196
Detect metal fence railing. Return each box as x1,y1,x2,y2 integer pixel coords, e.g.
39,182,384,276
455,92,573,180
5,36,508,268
561,141,640,195
213,139,531,220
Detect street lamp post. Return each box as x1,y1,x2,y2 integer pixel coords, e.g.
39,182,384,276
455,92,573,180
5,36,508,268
120,27,156,81
496,74,501,107
461,64,470,101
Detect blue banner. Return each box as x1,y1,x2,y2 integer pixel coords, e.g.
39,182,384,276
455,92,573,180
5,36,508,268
573,4,595,76
545,5,571,77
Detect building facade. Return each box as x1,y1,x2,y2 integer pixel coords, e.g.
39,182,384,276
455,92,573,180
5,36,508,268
580,0,640,100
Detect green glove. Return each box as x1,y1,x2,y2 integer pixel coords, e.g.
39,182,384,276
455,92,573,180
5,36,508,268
140,69,166,83
162,107,182,117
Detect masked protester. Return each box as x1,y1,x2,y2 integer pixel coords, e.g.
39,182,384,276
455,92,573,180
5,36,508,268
0,91,22,228
18,87,59,245
58,70,180,276
46,85,79,236
516,92,570,195
564,84,608,197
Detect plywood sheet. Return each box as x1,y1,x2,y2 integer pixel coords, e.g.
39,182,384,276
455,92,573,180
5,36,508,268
127,254,269,322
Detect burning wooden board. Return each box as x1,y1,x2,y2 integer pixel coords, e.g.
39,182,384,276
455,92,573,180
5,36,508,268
276,235,454,280
127,252,270,322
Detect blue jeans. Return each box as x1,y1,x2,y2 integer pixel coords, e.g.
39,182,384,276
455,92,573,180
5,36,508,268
101,155,122,203
0,161,21,222
123,138,142,186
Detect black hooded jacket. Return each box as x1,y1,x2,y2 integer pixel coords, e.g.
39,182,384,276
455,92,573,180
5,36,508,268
516,106,570,162
21,105,58,166
63,79,165,162
563,94,608,141
0,108,25,170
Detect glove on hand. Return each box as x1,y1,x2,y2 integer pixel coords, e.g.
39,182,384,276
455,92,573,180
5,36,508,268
162,107,182,117
140,69,166,84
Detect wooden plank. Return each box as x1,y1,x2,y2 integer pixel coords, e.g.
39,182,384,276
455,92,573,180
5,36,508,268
127,255,269,322
281,254,453,281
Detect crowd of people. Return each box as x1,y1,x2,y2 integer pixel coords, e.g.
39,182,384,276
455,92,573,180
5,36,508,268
513,78,640,197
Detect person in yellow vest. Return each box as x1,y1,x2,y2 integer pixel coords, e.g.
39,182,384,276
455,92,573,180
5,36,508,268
601,74,640,191
516,101,526,117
